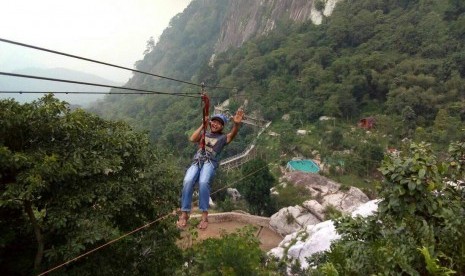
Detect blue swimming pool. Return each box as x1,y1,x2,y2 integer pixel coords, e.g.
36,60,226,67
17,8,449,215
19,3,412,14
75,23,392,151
287,160,320,173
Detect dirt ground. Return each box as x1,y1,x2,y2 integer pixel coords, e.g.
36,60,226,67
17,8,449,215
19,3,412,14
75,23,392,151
177,217,283,251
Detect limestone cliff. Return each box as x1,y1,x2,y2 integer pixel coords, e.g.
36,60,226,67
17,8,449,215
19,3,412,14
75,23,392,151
214,0,341,53
126,0,342,91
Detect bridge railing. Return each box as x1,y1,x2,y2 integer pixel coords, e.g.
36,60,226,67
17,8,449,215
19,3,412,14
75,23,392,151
220,121,271,170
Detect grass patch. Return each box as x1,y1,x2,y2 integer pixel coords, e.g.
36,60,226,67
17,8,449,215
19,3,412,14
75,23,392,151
324,204,343,220
272,183,312,210
332,174,378,199
333,174,373,190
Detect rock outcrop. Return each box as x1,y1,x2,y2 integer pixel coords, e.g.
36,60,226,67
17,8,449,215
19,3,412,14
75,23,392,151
127,0,343,90
226,188,242,201
269,200,380,270
215,0,342,53
270,171,370,236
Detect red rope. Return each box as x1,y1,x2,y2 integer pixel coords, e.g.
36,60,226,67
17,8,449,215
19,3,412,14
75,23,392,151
200,93,210,151
37,213,174,275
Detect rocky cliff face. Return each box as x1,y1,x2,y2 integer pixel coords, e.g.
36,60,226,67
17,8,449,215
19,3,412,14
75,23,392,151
269,200,379,270
269,171,370,236
214,0,341,53
126,0,342,90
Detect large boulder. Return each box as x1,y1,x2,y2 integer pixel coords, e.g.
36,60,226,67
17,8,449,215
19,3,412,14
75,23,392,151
270,206,321,236
269,200,380,270
321,186,370,213
282,171,340,196
269,220,340,270
226,188,242,201
270,172,370,235
301,200,325,221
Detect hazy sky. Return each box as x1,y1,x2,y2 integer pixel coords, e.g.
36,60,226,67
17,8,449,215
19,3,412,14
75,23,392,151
0,0,191,82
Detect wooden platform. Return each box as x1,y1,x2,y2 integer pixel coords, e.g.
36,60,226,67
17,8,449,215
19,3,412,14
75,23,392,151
177,212,283,251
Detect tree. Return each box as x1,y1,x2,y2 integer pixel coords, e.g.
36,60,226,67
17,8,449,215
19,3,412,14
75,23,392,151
401,105,417,137
0,95,182,275
325,127,344,150
354,139,384,176
433,108,450,143
237,159,276,216
444,0,465,21
143,36,156,55
432,108,462,146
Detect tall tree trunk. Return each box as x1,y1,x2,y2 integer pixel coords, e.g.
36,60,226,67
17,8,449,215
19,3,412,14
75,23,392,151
24,200,44,272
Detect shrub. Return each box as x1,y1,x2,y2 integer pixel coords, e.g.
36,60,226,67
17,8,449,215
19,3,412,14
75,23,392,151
272,183,311,210
178,226,274,275
324,205,343,220
308,142,465,275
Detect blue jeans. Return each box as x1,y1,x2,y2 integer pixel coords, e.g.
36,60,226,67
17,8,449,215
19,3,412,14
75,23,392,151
181,161,216,212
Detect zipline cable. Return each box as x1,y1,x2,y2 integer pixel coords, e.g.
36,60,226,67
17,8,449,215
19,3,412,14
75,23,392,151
0,91,224,100
37,163,269,275
0,91,173,95
0,38,200,87
0,38,235,90
0,72,198,98
210,164,268,196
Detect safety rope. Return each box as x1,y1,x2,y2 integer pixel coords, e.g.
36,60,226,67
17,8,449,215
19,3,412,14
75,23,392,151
37,212,174,276
200,83,210,152
210,164,268,196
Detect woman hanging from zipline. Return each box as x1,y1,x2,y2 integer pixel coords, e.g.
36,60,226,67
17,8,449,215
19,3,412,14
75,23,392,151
177,93,244,230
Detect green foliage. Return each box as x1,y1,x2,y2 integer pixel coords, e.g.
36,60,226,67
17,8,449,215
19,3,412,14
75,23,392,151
325,128,344,150
378,142,445,218
418,247,456,276
0,96,183,275
315,0,325,12
177,226,274,275
237,159,276,216
432,108,462,145
308,141,465,275
324,205,343,220
271,183,311,211
217,197,236,212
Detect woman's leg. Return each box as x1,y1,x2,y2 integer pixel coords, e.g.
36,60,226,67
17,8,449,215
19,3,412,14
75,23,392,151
198,162,215,229
180,164,200,212
198,162,216,212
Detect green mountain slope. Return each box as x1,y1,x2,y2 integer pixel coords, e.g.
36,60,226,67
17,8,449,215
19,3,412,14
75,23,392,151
91,0,465,161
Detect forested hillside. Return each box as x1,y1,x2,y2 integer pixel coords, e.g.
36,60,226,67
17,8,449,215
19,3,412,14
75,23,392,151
3,0,465,274
91,0,465,165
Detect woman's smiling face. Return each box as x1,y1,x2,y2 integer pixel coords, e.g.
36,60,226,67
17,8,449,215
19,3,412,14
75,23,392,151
210,119,224,133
